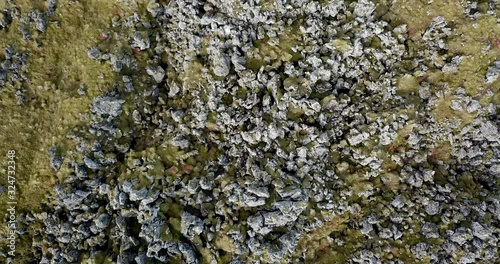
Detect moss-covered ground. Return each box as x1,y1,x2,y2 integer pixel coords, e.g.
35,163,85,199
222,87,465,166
0,0,146,261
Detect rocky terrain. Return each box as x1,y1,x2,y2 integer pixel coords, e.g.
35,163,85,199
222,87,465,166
0,0,499,263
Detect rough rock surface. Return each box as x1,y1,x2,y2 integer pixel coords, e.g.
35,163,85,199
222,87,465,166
0,0,499,263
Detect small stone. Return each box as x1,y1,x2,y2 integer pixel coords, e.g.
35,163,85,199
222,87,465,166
450,228,470,245
62,250,79,262
391,195,405,209
129,188,148,201
135,253,147,264
84,157,101,170
489,164,500,176
480,121,498,141
348,130,369,146
212,52,230,77
48,146,63,172
91,96,125,119
87,47,101,60
31,10,47,32
354,0,375,17
411,242,429,260
418,85,431,99
425,201,440,216
132,32,150,50
181,211,204,239
485,61,500,84
146,66,165,83
47,0,58,15
466,100,481,113
471,222,491,241
421,222,439,239
95,213,111,229
0,13,10,29
179,243,199,264
247,186,270,198
77,85,87,95
247,214,272,235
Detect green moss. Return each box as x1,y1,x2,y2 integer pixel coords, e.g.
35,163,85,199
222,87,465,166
181,60,204,90
236,86,248,99
380,172,400,191
278,23,303,62
283,76,301,90
215,232,236,253
331,39,350,52
396,74,419,96
433,170,448,185
446,15,500,96
245,22,303,72
264,187,278,209
390,0,465,43
156,143,185,167
160,198,184,219
0,0,47,14
287,103,305,120
0,0,143,204
168,218,181,236
432,95,475,127
456,172,478,195
159,225,172,241
222,93,233,105
0,1,148,260
82,250,115,264
245,56,267,72
298,216,364,263
166,255,184,264
258,0,275,11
